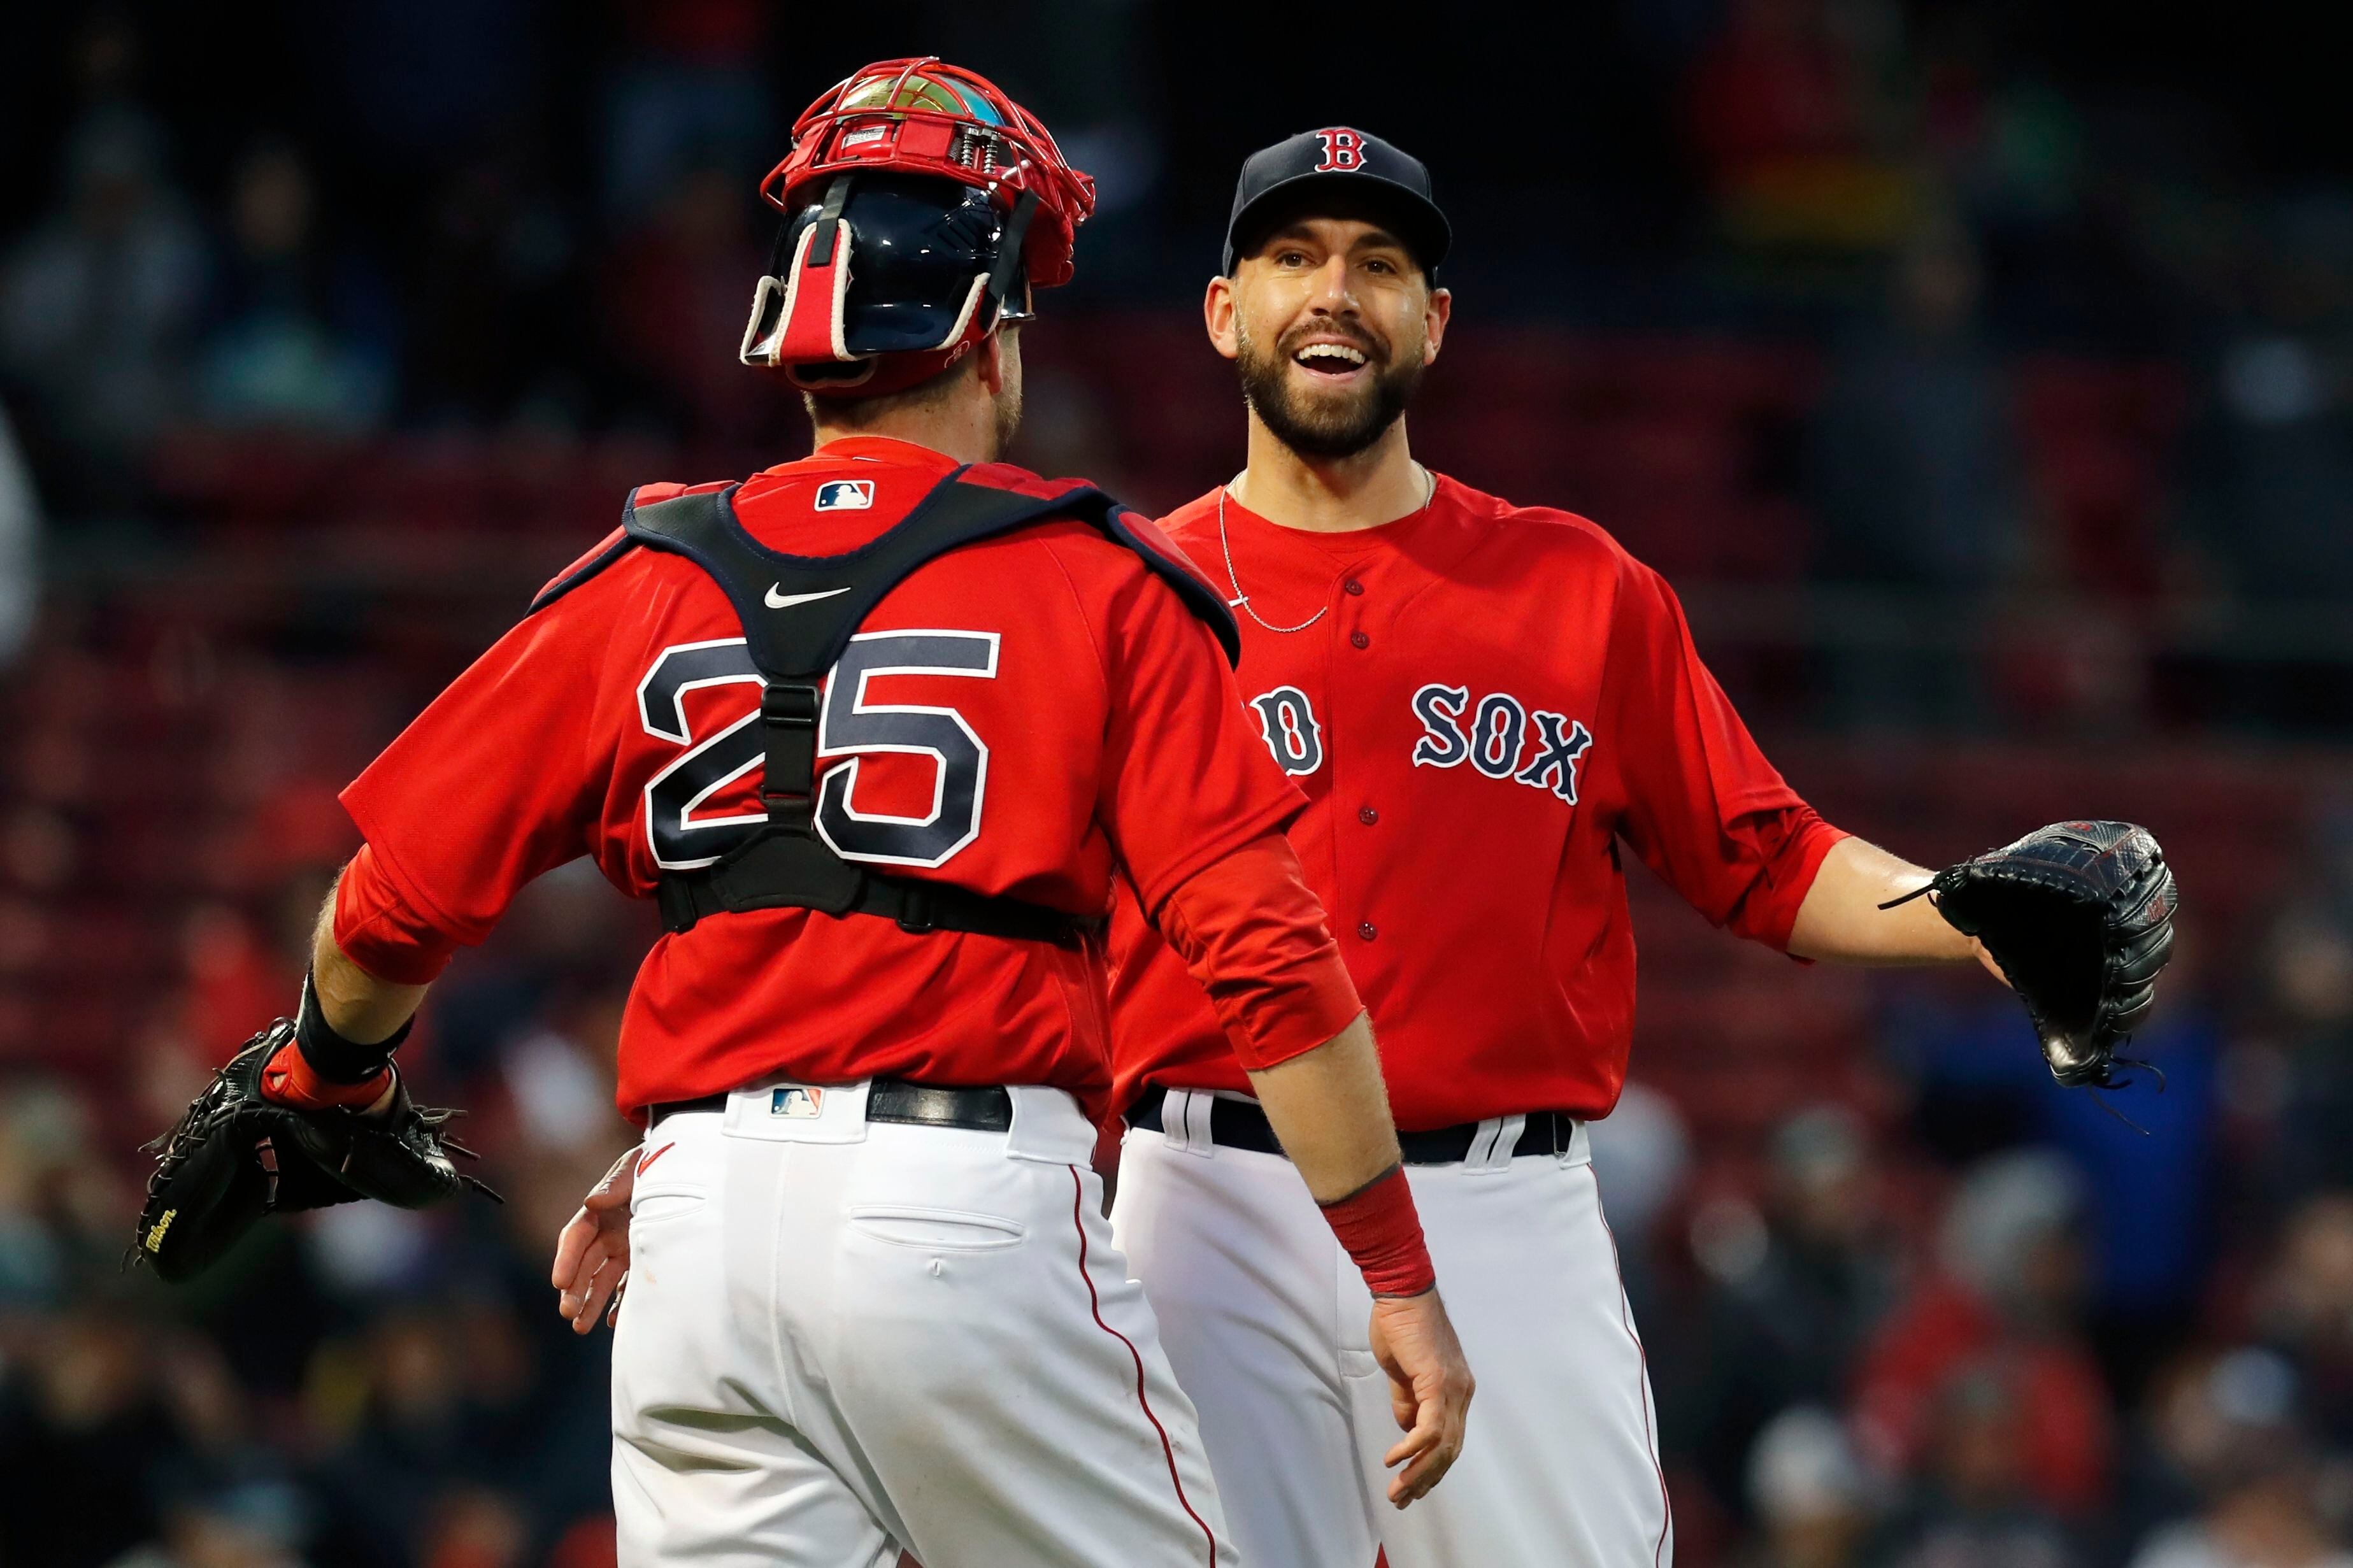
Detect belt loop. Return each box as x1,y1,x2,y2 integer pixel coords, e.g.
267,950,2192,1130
1164,1089,1215,1160
1003,1085,1092,1165
1563,1117,1592,1168
1467,1115,1524,1174
1158,1088,1192,1155
1182,1090,1219,1157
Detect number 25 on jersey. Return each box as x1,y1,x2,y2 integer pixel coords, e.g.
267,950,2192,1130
636,630,998,872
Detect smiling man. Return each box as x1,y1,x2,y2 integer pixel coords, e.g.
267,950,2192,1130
1101,127,2174,1567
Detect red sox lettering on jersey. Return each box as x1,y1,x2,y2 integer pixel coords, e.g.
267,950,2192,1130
1255,679,1597,802
1249,686,1324,775
1108,475,1847,1131
1409,684,1596,803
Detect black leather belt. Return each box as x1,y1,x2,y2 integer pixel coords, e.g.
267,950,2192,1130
1126,1085,1577,1164
647,1078,1013,1132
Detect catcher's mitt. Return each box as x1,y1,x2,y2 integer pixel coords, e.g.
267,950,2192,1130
131,1020,497,1282
1898,820,2177,1091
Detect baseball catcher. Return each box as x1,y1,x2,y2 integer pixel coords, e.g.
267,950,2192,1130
139,61,1476,1566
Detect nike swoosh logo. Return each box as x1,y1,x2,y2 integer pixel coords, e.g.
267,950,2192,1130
766,585,853,610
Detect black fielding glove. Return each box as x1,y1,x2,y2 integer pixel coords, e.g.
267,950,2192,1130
131,1019,499,1283
1894,820,2177,1091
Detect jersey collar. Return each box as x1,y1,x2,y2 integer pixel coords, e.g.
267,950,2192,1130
1213,474,1453,559
801,434,963,469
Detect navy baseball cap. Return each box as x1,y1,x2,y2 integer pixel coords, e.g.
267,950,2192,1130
1222,127,1452,280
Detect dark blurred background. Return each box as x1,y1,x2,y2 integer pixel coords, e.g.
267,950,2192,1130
3,3,2350,1566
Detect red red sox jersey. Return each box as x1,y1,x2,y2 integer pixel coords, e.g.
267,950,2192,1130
1108,474,1849,1130
334,437,1315,1121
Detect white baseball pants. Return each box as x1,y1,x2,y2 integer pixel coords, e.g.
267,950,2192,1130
1112,1092,1673,1568
610,1080,1233,1568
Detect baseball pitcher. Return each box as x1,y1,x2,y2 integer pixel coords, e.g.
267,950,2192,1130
1105,128,2178,1567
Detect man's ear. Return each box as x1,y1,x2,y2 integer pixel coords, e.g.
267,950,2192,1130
975,331,1008,395
1423,286,1452,366
1205,274,1241,362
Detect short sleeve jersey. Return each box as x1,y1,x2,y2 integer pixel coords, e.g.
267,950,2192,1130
1108,475,1847,1129
341,438,1304,1120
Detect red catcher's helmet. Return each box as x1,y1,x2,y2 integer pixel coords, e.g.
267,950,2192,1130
740,59,1098,397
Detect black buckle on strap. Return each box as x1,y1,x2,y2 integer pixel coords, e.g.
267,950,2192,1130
762,683,820,726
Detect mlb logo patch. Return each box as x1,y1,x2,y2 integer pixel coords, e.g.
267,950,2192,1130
771,1085,825,1118
815,480,875,511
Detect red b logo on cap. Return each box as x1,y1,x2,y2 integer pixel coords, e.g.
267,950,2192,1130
1313,129,1366,173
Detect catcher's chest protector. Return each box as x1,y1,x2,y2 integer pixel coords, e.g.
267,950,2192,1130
537,467,1239,942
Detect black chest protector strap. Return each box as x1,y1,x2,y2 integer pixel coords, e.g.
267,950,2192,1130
623,467,1238,944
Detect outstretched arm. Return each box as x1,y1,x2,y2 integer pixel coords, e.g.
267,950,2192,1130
1787,837,2005,983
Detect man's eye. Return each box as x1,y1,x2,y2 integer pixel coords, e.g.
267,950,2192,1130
1366,259,1394,274
1277,252,1308,267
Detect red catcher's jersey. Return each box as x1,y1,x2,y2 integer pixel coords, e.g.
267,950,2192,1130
340,438,1303,1120
1108,475,1847,1130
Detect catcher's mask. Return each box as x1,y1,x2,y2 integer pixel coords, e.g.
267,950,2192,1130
741,57,1096,397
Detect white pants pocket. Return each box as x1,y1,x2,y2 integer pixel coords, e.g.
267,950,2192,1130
630,1191,708,1227
847,1205,1027,1252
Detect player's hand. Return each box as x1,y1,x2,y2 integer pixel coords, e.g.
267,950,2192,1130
553,1147,636,1334
1366,1288,1474,1507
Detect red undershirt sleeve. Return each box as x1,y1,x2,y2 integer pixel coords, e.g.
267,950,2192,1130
1152,834,1366,1072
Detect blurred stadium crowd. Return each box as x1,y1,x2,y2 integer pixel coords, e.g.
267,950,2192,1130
2,4,2351,1567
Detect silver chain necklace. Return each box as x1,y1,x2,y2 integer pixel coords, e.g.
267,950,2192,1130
1216,466,1436,636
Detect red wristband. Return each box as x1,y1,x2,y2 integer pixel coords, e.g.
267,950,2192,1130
261,1037,392,1111
1319,1164,1436,1298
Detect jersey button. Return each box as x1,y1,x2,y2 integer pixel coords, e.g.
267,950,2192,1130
1343,579,1365,596
1358,805,1378,825
1350,630,1370,650
1357,921,1378,942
